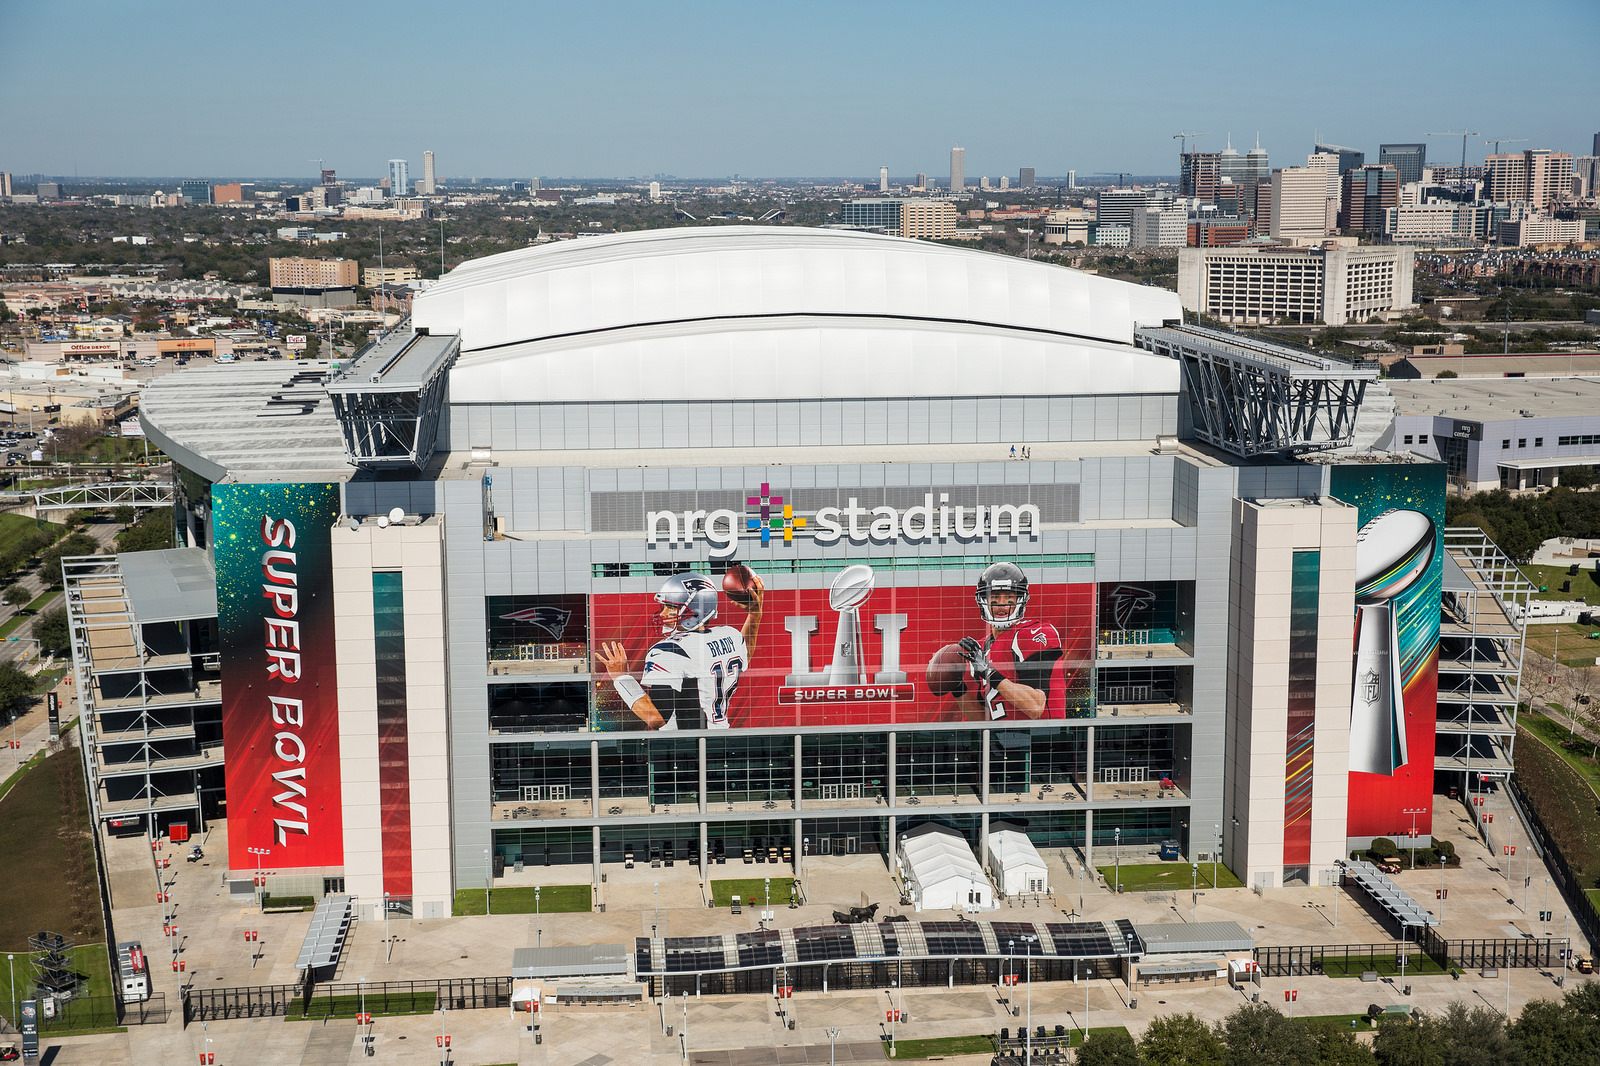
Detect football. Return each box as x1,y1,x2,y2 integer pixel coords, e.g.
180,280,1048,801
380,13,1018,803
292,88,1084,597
1354,508,1435,603
828,564,876,611
925,643,969,697
722,563,757,607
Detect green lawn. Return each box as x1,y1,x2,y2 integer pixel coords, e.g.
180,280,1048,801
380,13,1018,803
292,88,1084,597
885,1034,994,1058
290,990,437,1021
1521,712,1600,797
0,613,29,639
451,884,592,916
1319,953,1447,978
1096,861,1244,892
0,749,48,804
1516,725,1600,890
23,590,57,613
0,747,103,952
710,877,796,907
0,943,122,1034
1291,1013,1376,1028
1523,563,1600,605
1525,621,1600,667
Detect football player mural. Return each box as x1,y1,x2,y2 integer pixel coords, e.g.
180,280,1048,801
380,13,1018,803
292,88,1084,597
590,562,1092,730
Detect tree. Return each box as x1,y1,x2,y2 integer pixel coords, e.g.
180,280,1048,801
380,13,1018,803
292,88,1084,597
1563,465,1599,490
1509,991,1600,1065
1303,1020,1376,1065
1372,1016,1444,1066
1428,1003,1512,1066
302,333,322,359
1436,369,1459,378
1219,1004,1316,1065
0,662,32,719
33,606,70,658
1076,1027,1141,1066
2,584,31,608
38,532,98,590
115,508,175,553
1140,1012,1226,1066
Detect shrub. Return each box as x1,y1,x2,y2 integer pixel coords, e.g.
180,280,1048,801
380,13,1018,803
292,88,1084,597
1368,837,1400,860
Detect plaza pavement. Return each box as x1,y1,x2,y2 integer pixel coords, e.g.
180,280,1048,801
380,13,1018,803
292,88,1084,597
30,788,1596,1066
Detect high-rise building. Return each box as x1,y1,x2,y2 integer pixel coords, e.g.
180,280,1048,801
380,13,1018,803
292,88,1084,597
879,166,889,193
1129,203,1188,247
1178,243,1415,325
1313,143,1364,173
0,172,12,198
421,150,437,195
1593,132,1599,157
1270,167,1332,243
1181,151,1221,201
649,181,662,201
1218,139,1270,191
321,168,338,187
1019,167,1035,189
898,198,957,239
179,179,212,205
949,147,965,194
1066,169,1076,189
1378,143,1426,186
37,181,62,200
388,159,410,198
841,198,903,231
1096,189,1172,230
1574,157,1600,199
1340,165,1399,237
980,176,992,192
211,182,254,204
1484,149,1575,210
268,256,360,290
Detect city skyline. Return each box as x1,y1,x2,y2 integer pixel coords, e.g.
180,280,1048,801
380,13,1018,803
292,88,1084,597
1,0,1594,180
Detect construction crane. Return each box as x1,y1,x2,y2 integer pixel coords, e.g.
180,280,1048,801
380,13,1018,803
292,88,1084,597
1427,130,1479,194
1484,137,1527,155
1172,131,1208,156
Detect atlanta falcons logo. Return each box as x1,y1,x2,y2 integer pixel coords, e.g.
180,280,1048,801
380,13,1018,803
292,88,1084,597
498,605,573,639
1108,585,1156,629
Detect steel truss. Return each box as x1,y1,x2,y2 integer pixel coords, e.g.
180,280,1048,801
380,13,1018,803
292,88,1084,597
326,324,459,469
34,480,174,511
1135,325,1377,457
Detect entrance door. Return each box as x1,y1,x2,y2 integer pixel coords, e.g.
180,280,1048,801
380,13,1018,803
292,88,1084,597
547,784,567,802
843,784,862,800
818,838,832,855
521,785,540,802
844,836,858,854
821,784,840,801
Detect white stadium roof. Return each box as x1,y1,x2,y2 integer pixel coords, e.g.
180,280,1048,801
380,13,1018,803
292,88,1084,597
413,226,1183,405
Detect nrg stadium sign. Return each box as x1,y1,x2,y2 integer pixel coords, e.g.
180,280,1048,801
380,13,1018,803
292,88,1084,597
647,483,1040,558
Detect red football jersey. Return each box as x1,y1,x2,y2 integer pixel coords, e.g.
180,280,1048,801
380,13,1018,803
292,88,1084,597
980,619,1067,719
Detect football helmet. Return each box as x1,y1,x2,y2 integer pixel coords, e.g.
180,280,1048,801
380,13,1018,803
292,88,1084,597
975,561,1029,629
656,573,719,633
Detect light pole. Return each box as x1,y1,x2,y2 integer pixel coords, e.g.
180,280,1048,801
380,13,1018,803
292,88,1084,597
826,1026,840,1066
1113,828,1122,894
1403,807,1426,869
1007,939,1015,1015
7,952,14,1031
247,846,270,911
681,990,688,1061
889,978,898,1057
1191,861,1199,918
535,885,541,917
383,892,391,965
1021,934,1037,1066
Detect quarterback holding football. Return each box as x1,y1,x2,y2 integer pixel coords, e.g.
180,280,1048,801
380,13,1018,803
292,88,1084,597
926,562,1067,720
596,566,765,730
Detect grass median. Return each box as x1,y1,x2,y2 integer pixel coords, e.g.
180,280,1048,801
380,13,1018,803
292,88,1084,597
290,991,438,1021
452,884,592,916
710,877,796,907
1096,862,1244,892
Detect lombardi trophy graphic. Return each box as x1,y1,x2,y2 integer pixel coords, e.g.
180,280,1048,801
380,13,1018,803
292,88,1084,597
1350,509,1435,776
825,564,876,685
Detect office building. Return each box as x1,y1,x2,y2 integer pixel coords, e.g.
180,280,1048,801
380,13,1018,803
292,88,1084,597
1270,166,1333,243
914,173,927,192
1177,243,1416,325
364,266,421,287
388,159,410,198
1340,165,1399,237
211,183,254,204
841,198,903,232
1573,157,1600,199
1180,151,1220,201
1067,170,1076,189
1019,168,1035,189
268,256,360,307
37,181,62,200
1,172,12,198
1218,139,1270,195
179,179,212,205
950,147,965,194
111,225,1448,922
1186,218,1253,247
1484,150,1574,210
1313,143,1364,173
879,166,889,194
898,199,957,239
1496,213,1584,247
649,181,662,201
1384,202,1493,245
1379,144,1427,186
1128,204,1188,248
1095,190,1171,230
421,151,437,195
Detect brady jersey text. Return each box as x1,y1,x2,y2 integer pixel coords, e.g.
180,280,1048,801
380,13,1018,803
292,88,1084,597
642,625,747,729
980,619,1067,719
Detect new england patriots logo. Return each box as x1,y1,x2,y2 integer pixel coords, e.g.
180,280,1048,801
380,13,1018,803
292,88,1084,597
1108,585,1156,629
498,605,573,639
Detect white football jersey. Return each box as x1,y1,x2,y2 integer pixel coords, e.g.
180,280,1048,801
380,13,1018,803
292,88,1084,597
642,624,747,729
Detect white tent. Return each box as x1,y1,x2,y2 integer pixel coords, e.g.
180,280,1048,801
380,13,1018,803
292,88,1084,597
984,826,1049,898
897,824,994,912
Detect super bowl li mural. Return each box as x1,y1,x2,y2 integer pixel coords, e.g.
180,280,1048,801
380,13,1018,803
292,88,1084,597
1330,463,1446,841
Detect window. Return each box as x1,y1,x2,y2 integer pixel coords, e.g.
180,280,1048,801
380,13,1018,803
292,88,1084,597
1418,435,1429,445
1535,438,1544,447
1519,439,1527,449
1403,435,1414,445
1502,440,1511,450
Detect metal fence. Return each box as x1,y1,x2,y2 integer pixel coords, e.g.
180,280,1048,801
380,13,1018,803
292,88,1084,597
36,991,167,1032
1253,943,1435,978
182,977,510,1027
1421,930,1569,971
1508,777,1600,955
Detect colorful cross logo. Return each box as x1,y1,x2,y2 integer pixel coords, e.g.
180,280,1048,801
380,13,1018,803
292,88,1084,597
746,482,806,545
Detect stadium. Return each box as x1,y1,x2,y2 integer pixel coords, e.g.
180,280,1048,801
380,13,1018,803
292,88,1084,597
72,226,1456,922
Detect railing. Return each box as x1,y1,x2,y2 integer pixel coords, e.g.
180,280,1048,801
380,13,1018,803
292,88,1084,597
182,976,511,1026
1507,777,1600,955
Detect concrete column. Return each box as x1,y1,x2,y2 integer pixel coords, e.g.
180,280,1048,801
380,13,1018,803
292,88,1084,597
1084,808,1094,869
700,822,708,880
1084,724,1095,802
979,728,991,803
793,817,803,877
887,815,897,867
980,811,990,862
592,825,601,886
697,735,708,815
887,732,898,803
590,740,601,818
793,734,804,812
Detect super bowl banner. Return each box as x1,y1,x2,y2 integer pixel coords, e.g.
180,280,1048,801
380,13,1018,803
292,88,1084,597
215,483,345,871
1329,463,1446,840
588,563,1095,729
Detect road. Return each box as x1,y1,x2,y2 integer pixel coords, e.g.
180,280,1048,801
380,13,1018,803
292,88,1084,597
0,514,124,672
1259,320,1593,338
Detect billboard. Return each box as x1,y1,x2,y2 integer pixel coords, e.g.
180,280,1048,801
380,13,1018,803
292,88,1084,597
587,563,1095,730
1328,463,1446,840
215,483,345,871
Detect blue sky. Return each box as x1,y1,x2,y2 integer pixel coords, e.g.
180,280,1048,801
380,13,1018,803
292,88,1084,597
3,0,1595,180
